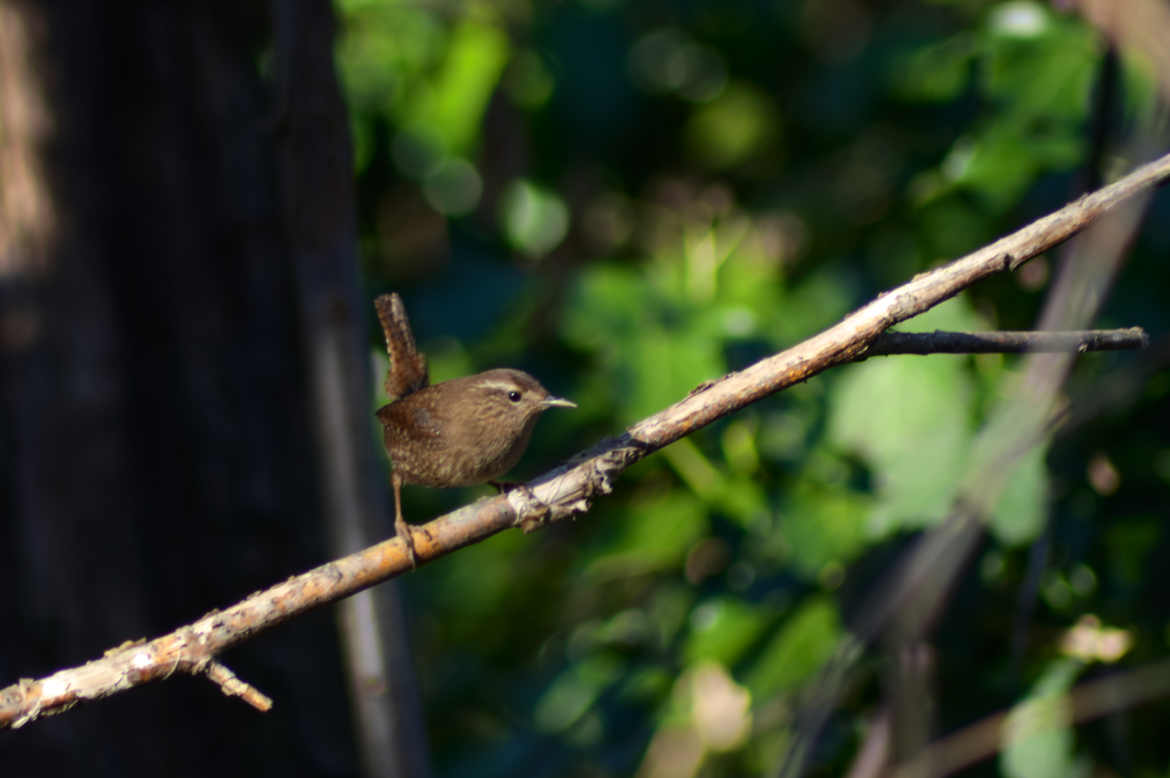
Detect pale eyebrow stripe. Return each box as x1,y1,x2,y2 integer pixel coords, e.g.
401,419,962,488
475,380,523,393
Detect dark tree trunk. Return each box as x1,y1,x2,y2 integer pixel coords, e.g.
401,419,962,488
0,2,426,775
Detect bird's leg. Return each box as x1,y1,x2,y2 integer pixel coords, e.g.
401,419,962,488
392,471,418,568
488,480,524,493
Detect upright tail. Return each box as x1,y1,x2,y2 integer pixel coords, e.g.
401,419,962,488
375,293,429,399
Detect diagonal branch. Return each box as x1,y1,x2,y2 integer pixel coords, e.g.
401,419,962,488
3,150,1170,730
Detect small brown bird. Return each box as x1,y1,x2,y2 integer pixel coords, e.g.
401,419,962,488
374,293,575,563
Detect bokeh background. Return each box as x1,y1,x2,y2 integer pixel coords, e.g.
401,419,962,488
3,0,1170,776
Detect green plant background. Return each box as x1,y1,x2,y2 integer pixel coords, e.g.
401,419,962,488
338,0,1170,774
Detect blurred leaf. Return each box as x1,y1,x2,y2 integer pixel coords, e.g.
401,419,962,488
499,179,571,257
1105,521,1160,589
618,665,674,705
946,125,1082,209
758,268,853,344
400,18,510,156
720,476,771,528
743,596,842,699
983,7,1099,123
990,442,1047,545
562,263,647,352
662,438,726,502
504,49,556,109
828,299,984,536
534,652,624,733
779,483,873,581
662,439,769,527
722,418,761,475
422,157,483,215
564,260,729,417
892,34,976,101
684,83,781,170
584,490,709,579
629,324,725,419
648,583,698,650
899,3,1097,210
684,597,774,667
629,27,729,103
423,529,534,640
1001,658,1090,778
337,0,446,109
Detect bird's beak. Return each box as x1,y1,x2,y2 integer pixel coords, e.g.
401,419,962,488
543,396,577,409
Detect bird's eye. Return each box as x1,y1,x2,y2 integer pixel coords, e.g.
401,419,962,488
507,390,522,402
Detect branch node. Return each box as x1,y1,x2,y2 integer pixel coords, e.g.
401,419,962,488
508,484,551,533
10,679,40,729
204,661,273,712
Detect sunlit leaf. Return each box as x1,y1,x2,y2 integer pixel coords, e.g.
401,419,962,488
1001,659,1090,778
399,19,510,156
828,300,984,536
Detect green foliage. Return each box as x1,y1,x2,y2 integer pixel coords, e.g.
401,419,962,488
829,300,985,536
899,2,1097,210
778,482,872,580
684,83,782,170
584,489,708,579
339,0,1170,774
1000,659,1090,778
499,179,570,257
742,597,842,699
992,442,1048,545
398,19,510,156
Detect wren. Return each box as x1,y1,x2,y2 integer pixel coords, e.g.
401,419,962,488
373,293,575,563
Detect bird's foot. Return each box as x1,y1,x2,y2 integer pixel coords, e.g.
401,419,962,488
395,516,418,569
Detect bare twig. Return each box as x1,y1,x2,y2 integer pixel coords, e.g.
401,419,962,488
205,661,273,712
3,150,1169,729
887,659,1170,778
861,327,1147,357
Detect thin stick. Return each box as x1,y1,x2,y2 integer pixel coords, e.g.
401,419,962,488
205,661,274,712
861,327,1147,357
